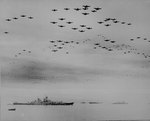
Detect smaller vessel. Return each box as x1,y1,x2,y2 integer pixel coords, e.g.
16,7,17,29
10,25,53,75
8,108,16,111
81,102,86,104
112,101,128,104
89,102,102,104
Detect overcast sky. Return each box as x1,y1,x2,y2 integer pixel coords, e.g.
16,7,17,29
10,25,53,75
0,0,150,103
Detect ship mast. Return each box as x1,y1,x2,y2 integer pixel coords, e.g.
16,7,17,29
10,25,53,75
0,65,2,121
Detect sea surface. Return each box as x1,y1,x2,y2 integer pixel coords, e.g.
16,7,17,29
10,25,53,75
1,102,150,121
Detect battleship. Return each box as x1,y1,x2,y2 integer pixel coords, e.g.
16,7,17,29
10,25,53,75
13,96,74,106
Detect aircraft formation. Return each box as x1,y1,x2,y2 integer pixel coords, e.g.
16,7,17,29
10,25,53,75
4,15,34,35
5,15,34,22
97,18,132,27
14,49,32,58
50,17,93,33
50,5,103,33
45,33,150,60
2,4,150,62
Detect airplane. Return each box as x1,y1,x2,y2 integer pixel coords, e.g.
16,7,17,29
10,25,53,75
104,39,110,42
13,17,18,20
52,9,58,11
20,15,26,17
66,22,73,24
6,19,11,21
97,21,103,24
105,24,111,26
113,21,119,23
28,17,33,19
74,8,81,11
82,7,88,10
104,20,110,22
94,7,102,10
110,41,116,43
49,40,55,43
130,39,134,41
79,30,85,32
57,47,63,49
64,41,69,44
110,18,116,20
72,28,78,30
64,8,70,10
50,21,57,24
91,10,97,12
80,25,86,27
58,25,65,27
82,5,90,10
121,22,126,24
82,5,90,8
52,50,58,52
108,49,113,51
86,27,92,30
94,43,100,45
59,18,65,20
104,18,111,21
57,40,63,42
4,32,9,34
82,13,89,15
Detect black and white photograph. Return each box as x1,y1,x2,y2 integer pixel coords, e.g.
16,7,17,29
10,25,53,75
0,0,150,121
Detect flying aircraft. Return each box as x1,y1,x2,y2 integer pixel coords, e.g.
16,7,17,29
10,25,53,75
28,17,33,19
50,21,57,24
80,25,86,27
74,8,81,11
72,28,78,30
52,9,58,11
64,8,70,10
20,15,26,17
13,17,18,20
58,25,65,27
66,22,73,24
6,19,11,21
94,7,102,10
59,18,65,21
79,30,85,32
82,13,89,15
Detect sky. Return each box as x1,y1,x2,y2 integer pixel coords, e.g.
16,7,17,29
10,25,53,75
0,0,150,103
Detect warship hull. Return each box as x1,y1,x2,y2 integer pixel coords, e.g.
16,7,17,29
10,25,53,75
13,102,74,106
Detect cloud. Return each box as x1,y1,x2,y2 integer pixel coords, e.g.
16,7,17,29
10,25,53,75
1,58,101,85
2,55,150,88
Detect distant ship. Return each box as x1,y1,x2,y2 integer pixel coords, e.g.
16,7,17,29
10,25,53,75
112,101,128,104
80,101,103,104
89,102,102,104
13,96,74,106
8,108,16,111
81,102,86,104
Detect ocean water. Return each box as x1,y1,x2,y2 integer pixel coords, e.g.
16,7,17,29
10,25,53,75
1,102,150,121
